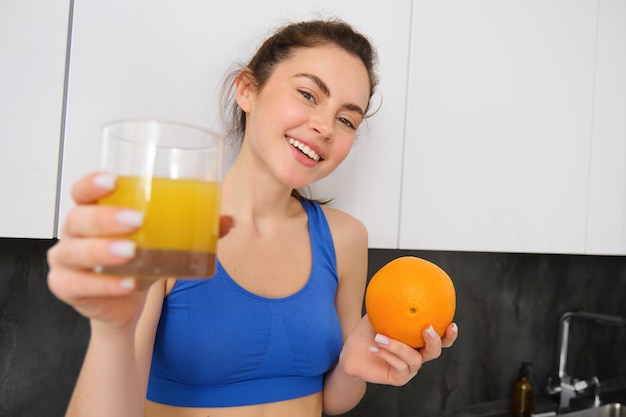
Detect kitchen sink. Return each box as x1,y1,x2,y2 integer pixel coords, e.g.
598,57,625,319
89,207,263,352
561,404,625,417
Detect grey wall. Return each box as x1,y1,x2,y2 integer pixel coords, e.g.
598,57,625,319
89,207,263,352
1,239,625,417
0,239,87,417
342,249,626,417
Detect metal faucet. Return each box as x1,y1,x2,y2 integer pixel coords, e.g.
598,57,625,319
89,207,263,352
547,311,625,412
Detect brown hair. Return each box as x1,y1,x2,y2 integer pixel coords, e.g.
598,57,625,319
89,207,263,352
220,18,379,202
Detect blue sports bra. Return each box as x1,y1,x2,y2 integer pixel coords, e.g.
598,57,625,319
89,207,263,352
146,200,344,407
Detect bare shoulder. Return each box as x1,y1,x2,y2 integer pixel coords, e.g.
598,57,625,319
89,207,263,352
320,206,368,248
320,206,368,286
320,207,368,331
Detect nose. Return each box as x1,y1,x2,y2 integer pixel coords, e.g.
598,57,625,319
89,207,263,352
309,110,334,139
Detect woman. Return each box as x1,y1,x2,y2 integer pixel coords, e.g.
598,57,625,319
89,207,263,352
47,19,458,417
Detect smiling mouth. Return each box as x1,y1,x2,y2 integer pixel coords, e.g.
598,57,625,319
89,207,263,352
288,137,321,162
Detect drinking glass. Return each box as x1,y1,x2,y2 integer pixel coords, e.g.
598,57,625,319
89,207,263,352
97,119,224,279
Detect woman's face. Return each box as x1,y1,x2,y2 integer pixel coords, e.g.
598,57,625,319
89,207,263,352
236,44,371,189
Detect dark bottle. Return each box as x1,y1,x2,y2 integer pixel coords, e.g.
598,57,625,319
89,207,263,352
512,362,534,417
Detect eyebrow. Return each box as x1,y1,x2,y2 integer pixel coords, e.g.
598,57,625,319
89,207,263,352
294,73,365,116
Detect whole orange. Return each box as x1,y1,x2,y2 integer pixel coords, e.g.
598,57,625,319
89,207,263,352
365,256,456,348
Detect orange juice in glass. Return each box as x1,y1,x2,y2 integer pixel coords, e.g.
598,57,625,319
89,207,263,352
97,119,223,279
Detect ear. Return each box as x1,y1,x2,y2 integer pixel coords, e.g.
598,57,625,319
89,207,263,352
234,69,255,113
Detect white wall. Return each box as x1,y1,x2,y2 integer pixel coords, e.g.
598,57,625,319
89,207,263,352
400,0,598,253
0,0,70,238
59,0,411,248
2,0,625,255
586,0,626,255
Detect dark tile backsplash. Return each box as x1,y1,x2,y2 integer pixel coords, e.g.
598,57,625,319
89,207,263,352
1,239,625,417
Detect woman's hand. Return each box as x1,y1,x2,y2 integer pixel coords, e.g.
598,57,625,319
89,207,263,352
338,314,458,386
47,172,234,329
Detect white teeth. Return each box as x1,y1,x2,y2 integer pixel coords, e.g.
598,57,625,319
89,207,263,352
288,138,320,161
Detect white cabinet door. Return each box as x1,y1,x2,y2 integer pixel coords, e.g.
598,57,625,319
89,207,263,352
0,0,70,238
59,0,411,248
311,3,411,249
400,1,598,253
586,0,626,255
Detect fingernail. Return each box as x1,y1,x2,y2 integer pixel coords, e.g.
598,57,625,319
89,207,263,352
369,346,380,353
119,277,136,289
109,241,136,258
375,334,390,345
426,325,437,338
451,323,458,333
94,174,116,190
115,210,144,227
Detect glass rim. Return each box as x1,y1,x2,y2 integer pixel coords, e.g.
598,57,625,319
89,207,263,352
102,118,224,150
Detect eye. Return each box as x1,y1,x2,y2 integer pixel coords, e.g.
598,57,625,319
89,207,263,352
337,117,356,130
298,89,316,103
